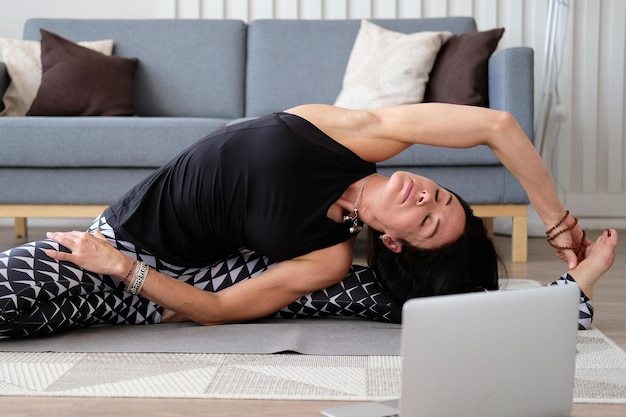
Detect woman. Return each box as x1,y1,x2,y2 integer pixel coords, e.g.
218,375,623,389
0,103,608,338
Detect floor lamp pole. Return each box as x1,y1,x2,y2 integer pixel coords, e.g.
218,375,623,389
498,0,563,237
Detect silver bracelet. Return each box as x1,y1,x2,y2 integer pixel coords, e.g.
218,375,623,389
126,261,149,295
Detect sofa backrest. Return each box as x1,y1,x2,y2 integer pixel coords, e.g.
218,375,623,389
245,17,477,117
23,19,247,118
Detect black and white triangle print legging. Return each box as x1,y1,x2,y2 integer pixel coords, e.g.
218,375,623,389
0,215,593,339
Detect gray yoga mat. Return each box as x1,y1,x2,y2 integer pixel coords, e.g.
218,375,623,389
0,280,539,356
0,318,402,356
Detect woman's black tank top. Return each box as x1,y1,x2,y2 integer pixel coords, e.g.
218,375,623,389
104,112,377,266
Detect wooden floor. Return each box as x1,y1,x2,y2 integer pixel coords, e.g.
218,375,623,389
0,223,624,417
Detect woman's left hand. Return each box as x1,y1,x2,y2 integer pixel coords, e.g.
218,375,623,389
45,230,131,278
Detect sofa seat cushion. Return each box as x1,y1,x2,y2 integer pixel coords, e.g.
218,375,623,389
0,117,228,168
379,143,500,167
0,167,157,205
377,165,528,205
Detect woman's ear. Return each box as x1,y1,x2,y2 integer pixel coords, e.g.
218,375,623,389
380,234,403,253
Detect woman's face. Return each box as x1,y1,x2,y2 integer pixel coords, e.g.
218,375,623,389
374,172,466,251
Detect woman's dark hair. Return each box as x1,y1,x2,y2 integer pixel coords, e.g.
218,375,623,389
366,190,503,306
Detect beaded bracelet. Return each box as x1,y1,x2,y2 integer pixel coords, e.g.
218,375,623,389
545,211,586,251
545,210,570,236
547,216,578,241
547,229,586,251
126,261,149,295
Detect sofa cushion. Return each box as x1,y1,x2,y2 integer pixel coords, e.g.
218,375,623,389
245,17,477,117
334,20,451,109
424,28,505,106
0,168,158,205
0,117,228,168
27,30,138,116
23,19,247,118
378,143,499,167
0,37,113,116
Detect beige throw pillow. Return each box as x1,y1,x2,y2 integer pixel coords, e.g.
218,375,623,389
0,37,113,116
334,20,452,109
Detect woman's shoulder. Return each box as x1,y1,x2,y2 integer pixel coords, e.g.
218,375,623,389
285,104,408,163
284,104,372,132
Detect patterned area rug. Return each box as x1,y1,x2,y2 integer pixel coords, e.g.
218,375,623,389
0,329,625,403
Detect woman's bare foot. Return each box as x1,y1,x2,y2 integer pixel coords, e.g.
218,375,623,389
568,229,618,299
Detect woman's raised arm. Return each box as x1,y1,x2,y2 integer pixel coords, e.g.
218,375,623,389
288,103,589,268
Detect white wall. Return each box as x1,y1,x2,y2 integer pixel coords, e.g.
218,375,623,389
1,0,625,229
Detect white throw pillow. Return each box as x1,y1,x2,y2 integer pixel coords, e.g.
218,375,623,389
0,37,113,116
334,20,452,110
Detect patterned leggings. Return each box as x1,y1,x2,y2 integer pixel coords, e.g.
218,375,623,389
0,216,593,339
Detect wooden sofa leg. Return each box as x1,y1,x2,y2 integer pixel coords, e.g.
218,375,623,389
472,204,528,263
511,214,528,263
15,217,27,238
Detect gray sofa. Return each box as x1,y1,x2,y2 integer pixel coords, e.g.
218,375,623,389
0,17,533,261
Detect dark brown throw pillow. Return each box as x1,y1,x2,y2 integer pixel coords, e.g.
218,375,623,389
27,29,138,116
424,28,505,107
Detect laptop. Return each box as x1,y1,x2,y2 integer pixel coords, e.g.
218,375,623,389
321,283,580,417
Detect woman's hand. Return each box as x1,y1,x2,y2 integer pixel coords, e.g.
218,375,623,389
45,230,133,279
546,213,592,269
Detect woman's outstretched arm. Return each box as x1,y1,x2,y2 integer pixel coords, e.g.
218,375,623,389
288,103,589,268
45,230,353,325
